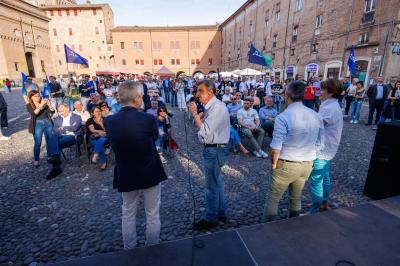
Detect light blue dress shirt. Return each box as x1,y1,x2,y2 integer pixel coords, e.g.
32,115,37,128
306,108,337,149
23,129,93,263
270,102,323,161
198,96,230,144
258,106,278,124
376,84,384,100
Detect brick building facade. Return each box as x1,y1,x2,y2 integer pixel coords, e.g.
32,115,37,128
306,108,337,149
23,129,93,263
220,0,400,86
0,0,55,81
40,3,114,77
111,26,221,77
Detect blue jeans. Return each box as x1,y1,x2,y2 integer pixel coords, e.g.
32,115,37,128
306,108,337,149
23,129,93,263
171,92,178,107
58,135,76,149
229,127,240,146
51,97,63,108
273,95,283,113
378,101,396,124
350,101,363,121
164,90,170,103
90,137,107,164
33,119,60,161
309,159,331,213
303,99,314,109
203,146,229,223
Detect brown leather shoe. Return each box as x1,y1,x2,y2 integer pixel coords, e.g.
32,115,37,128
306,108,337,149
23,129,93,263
320,201,329,212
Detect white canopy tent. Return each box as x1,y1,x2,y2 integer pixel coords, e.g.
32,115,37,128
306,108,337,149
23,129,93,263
239,68,263,76
231,69,242,75
219,71,238,78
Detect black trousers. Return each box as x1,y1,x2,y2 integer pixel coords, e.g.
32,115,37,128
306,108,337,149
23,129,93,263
0,107,8,128
368,99,384,125
345,96,354,115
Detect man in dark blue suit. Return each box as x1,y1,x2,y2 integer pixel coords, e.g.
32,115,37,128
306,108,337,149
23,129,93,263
104,81,167,249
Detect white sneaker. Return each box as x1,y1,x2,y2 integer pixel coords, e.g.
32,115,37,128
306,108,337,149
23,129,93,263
354,120,358,124
259,150,269,158
253,150,262,158
350,120,354,123
0,136,10,141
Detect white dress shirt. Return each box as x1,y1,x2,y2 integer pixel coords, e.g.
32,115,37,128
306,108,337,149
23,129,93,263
61,113,75,135
317,98,343,160
198,96,230,144
270,102,323,161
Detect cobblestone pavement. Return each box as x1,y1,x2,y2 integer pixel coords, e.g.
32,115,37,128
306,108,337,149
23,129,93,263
0,89,375,265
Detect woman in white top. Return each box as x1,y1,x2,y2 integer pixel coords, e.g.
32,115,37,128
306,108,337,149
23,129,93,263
309,79,344,213
175,79,186,111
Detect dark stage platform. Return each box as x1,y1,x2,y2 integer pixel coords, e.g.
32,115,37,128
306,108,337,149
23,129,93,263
52,197,400,266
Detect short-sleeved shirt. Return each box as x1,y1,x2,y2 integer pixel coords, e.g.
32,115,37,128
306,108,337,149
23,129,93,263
237,108,259,128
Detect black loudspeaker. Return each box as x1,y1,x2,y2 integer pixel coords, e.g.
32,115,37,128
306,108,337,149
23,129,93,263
364,122,400,200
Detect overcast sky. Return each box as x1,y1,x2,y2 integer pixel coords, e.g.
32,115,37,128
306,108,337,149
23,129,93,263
79,0,246,26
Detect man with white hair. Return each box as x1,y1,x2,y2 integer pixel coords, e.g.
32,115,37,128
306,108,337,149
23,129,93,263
104,81,167,249
73,101,90,124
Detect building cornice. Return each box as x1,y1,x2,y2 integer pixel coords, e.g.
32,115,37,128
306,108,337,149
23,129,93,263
111,25,220,33
0,0,50,21
219,0,254,28
39,3,110,10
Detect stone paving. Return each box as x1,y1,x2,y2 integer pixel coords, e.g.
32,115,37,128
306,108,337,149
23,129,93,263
0,88,375,266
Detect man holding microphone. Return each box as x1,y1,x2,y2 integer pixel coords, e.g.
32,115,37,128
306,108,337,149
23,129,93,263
188,80,231,230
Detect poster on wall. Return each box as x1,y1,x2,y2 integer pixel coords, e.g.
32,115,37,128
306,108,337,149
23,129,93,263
305,63,319,80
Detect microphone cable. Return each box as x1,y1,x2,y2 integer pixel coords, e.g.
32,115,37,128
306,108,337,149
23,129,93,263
182,111,204,266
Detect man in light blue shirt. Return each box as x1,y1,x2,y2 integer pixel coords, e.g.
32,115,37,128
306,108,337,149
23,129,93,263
263,81,323,222
258,96,277,137
188,80,230,230
226,95,242,124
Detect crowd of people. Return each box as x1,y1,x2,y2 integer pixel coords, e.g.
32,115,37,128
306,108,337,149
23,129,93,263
0,71,399,249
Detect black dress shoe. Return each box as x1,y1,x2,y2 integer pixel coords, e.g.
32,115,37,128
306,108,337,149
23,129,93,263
219,216,227,223
46,168,62,180
193,219,218,230
365,123,372,126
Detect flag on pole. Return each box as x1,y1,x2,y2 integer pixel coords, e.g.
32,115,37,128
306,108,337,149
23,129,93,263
64,44,89,67
42,74,51,99
248,43,273,69
21,72,28,96
348,47,356,77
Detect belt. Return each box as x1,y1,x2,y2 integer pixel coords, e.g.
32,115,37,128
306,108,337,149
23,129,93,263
279,159,310,163
204,143,228,148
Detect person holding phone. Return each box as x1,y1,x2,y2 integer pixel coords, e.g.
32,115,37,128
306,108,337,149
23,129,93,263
27,90,62,179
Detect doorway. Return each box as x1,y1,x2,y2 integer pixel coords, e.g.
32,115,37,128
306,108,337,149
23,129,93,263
25,52,35,77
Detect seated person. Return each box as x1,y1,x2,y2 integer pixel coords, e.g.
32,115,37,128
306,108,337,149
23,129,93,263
86,93,101,113
222,87,232,104
54,103,82,149
227,95,242,125
230,125,249,154
100,102,112,117
156,106,178,161
146,100,158,117
110,91,121,114
86,106,108,171
73,101,90,125
237,97,268,158
258,96,277,137
250,89,261,111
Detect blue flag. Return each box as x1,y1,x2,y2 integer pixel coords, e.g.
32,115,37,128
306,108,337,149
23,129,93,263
348,47,356,77
248,43,273,68
42,74,51,99
21,72,28,96
64,44,89,67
